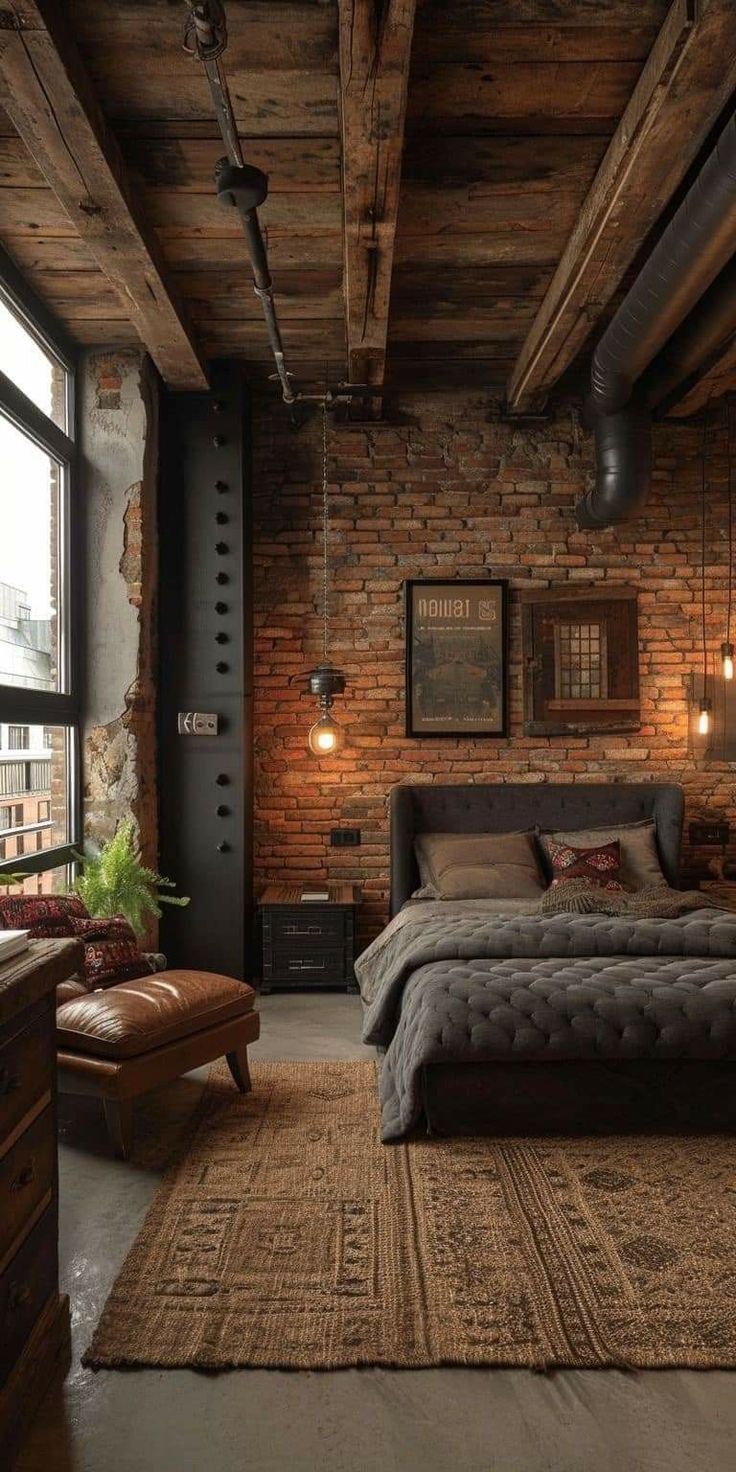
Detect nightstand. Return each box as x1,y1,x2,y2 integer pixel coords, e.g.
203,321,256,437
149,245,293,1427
259,884,359,994
699,881,736,911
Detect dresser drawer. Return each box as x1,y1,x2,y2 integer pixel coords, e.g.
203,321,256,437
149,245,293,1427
0,1107,54,1267
269,948,347,983
0,1004,54,1144
0,1206,56,1387
266,909,346,947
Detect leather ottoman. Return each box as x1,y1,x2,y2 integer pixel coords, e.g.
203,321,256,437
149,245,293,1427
56,970,259,1159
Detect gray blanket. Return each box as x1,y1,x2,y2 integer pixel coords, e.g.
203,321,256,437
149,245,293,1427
355,898,736,1140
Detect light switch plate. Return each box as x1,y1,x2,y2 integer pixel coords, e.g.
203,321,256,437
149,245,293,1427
178,712,219,736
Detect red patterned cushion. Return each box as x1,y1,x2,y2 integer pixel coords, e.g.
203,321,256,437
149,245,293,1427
0,896,145,990
69,916,146,988
544,838,626,892
0,893,89,937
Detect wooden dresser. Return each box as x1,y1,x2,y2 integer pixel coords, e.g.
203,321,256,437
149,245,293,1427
0,938,82,1468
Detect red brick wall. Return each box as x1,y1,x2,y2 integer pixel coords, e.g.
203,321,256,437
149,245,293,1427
252,391,734,946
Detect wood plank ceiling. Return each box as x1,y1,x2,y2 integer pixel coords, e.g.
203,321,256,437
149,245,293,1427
0,0,734,412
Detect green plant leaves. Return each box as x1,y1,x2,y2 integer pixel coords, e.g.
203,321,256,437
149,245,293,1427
72,817,190,938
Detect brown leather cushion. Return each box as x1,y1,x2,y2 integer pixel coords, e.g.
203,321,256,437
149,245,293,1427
56,970,256,1060
56,976,91,1007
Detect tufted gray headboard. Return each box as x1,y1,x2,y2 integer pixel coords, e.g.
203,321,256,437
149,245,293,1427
389,782,684,917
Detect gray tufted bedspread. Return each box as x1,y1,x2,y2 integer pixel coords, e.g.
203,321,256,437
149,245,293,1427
355,902,736,1141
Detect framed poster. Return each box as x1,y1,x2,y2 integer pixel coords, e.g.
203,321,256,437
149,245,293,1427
405,579,508,738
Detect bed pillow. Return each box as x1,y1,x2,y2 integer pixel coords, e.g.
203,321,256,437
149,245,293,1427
413,831,544,900
543,838,626,892
540,820,666,890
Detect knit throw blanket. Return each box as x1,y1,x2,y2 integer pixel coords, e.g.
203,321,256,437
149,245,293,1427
539,882,732,918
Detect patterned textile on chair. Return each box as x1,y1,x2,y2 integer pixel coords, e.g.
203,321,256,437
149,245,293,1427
0,894,147,994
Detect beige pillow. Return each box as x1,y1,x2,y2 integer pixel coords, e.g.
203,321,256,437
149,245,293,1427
414,832,544,900
541,820,666,891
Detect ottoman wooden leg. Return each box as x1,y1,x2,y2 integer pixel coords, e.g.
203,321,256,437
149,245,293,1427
103,1097,134,1160
226,1044,252,1094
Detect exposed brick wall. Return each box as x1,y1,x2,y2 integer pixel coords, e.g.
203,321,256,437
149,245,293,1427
252,391,735,947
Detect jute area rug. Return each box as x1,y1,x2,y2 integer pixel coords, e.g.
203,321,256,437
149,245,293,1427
84,1060,736,1372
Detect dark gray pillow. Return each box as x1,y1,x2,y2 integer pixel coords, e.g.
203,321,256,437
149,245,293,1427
414,832,544,900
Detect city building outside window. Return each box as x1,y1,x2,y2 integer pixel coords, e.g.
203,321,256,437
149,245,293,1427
0,257,79,897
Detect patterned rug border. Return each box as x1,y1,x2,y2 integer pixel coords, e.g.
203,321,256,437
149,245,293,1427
83,1060,736,1374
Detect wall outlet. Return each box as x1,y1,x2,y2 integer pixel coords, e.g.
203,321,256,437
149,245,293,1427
330,828,361,847
689,820,730,846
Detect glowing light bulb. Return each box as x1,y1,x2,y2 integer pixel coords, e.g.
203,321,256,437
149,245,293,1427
698,700,711,736
722,642,734,680
308,711,342,756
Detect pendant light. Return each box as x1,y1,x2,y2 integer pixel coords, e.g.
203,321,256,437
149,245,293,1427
699,412,712,736
723,396,734,679
304,402,346,756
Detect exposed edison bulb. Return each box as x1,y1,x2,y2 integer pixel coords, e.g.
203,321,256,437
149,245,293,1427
722,642,734,680
698,700,711,736
308,711,342,756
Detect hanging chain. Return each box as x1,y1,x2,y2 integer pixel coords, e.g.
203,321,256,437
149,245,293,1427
728,396,734,647
322,401,329,664
702,412,708,690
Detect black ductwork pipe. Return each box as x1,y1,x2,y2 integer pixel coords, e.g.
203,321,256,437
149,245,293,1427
644,255,736,416
577,113,736,529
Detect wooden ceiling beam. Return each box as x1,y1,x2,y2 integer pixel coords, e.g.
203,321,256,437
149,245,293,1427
507,0,736,413
0,0,207,389
338,0,417,404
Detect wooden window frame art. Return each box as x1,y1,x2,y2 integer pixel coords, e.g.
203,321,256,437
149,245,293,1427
405,579,509,739
521,584,640,736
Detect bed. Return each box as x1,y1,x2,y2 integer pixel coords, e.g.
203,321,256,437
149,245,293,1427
356,782,736,1141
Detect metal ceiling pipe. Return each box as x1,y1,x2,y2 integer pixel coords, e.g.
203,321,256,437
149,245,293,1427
183,1,296,405
643,256,736,416
577,113,736,529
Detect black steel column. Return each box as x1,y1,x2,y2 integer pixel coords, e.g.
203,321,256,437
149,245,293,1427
158,360,253,978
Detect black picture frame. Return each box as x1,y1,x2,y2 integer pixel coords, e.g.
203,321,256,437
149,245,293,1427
405,579,509,738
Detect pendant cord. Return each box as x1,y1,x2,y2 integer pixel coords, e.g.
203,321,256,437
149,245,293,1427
702,412,708,695
322,401,329,665
728,396,734,648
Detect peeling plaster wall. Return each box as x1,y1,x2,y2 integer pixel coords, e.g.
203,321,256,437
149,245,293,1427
80,349,158,874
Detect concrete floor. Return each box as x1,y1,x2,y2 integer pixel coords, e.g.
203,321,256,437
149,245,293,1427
15,994,736,1472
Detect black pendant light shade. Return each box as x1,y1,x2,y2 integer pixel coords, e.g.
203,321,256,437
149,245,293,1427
305,662,346,755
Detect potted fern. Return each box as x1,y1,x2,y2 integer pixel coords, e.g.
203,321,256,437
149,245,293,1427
72,818,189,938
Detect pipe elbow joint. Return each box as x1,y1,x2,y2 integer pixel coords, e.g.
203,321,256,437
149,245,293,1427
575,399,652,529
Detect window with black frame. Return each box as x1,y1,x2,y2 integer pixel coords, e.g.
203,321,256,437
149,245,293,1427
0,258,79,897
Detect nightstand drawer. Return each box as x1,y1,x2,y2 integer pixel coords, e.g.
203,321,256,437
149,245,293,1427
267,910,345,946
270,948,347,983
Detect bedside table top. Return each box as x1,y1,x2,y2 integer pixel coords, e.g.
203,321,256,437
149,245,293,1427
260,883,359,907
700,881,736,899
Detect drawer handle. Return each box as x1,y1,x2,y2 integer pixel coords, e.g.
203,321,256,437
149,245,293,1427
0,1067,20,1096
288,961,325,971
11,1162,36,1193
8,1283,31,1311
283,925,323,936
